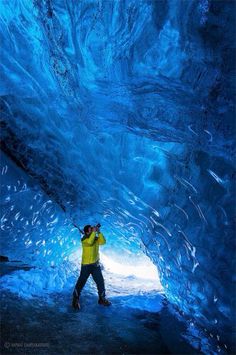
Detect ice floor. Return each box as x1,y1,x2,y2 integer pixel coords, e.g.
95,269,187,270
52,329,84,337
0,261,203,355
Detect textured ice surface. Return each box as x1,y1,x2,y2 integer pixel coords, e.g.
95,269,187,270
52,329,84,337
0,0,235,353
1,284,198,355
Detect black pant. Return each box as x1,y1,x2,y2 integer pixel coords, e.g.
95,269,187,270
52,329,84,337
73,262,105,299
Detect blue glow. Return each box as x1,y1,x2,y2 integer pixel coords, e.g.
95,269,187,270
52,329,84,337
0,0,235,353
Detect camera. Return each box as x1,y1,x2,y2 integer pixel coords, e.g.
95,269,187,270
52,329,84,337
93,223,101,231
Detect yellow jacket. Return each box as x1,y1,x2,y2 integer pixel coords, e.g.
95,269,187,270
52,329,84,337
81,231,106,265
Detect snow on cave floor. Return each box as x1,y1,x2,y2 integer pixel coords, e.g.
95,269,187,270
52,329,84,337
0,262,199,355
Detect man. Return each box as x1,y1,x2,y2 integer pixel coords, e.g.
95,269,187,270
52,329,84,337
72,224,111,310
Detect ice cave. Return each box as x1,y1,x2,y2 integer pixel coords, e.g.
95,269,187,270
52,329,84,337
0,0,235,354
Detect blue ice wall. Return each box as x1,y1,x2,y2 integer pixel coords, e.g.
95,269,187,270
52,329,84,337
0,151,79,266
0,0,235,349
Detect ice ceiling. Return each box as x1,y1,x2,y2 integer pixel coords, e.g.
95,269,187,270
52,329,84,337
0,0,235,351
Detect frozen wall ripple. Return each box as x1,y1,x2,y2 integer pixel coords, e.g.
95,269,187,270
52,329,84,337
0,0,235,351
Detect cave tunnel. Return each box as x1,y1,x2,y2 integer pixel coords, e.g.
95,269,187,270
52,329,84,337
0,0,235,354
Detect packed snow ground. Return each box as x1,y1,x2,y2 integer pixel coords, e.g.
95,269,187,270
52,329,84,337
1,261,218,355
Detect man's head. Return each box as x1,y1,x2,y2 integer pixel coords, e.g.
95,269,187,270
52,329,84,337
84,225,92,235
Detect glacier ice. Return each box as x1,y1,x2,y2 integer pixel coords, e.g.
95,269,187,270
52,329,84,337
0,0,235,353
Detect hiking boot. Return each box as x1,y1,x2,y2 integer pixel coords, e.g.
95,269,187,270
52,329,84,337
72,296,81,310
98,297,111,306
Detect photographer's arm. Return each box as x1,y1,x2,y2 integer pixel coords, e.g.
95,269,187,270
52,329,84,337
98,232,106,245
83,231,97,246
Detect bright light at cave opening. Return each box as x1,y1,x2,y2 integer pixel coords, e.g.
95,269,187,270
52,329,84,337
100,253,158,280
69,249,163,291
